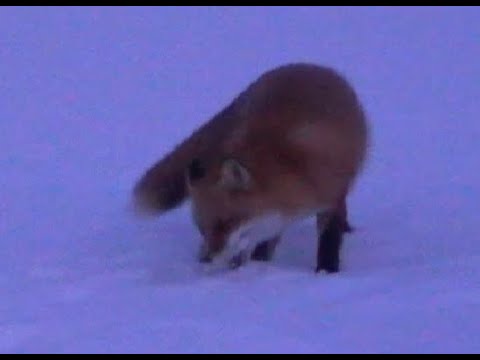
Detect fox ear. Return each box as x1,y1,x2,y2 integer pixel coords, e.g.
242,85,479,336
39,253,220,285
219,158,251,191
187,158,206,186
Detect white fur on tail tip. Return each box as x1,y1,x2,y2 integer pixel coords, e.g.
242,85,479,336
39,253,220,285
129,197,155,217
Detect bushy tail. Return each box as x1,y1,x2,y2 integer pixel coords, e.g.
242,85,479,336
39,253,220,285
133,150,189,214
133,105,236,215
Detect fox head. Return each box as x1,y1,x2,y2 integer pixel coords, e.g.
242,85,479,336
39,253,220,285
186,157,286,267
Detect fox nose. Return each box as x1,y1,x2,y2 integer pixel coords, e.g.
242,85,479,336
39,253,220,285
198,238,225,263
199,253,212,263
198,242,213,263
208,234,227,255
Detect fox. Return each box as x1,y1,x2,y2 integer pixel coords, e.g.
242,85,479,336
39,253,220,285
133,63,369,273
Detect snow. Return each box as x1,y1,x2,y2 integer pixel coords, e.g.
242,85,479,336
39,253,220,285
1,6,480,353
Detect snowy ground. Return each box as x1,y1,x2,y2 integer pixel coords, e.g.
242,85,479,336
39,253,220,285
1,7,479,353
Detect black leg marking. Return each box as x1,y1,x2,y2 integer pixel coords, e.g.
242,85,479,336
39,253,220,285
316,213,344,273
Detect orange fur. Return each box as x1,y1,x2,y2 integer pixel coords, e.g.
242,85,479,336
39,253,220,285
133,63,369,271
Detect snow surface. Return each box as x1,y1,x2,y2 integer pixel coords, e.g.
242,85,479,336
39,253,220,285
1,6,480,353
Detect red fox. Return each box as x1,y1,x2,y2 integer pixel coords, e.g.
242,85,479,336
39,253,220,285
133,63,369,273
